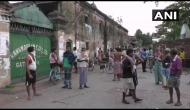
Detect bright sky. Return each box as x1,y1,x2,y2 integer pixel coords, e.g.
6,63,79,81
89,1,174,36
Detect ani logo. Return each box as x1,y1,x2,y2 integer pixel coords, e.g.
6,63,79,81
152,9,179,21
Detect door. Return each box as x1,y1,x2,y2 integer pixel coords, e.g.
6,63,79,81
10,33,51,83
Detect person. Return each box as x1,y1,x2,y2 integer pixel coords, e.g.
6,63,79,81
166,49,182,106
73,47,78,73
140,48,148,72
98,48,103,64
179,48,185,67
77,48,89,89
162,48,171,89
49,48,59,69
147,47,154,73
108,48,114,71
25,46,41,100
122,48,144,97
62,47,76,89
153,47,163,85
113,47,122,81
122,48,143,104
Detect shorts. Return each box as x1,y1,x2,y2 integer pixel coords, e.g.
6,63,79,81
26,70,36,86
123,78,135,90
167,75,180,88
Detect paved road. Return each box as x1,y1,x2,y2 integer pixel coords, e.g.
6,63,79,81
1,66,190,108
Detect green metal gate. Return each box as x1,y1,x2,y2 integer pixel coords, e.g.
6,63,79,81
10,33,51,82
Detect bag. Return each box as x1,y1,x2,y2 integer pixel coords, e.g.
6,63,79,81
63,57,72,69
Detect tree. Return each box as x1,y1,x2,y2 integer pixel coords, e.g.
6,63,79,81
134,29,152,47
135,29,143,40
155,1,190,41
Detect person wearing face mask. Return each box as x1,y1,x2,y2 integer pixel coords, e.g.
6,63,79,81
25,46,41,101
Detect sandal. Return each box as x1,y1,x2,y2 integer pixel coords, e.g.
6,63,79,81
166,100,173,104
174,102,182,106
34,93,41,96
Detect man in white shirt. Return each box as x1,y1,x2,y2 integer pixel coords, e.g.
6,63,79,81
77,48,89,89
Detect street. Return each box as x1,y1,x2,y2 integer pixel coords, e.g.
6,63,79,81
0,65,190,109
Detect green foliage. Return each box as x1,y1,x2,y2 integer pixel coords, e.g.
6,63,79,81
156,1,190,41
134,29,152,47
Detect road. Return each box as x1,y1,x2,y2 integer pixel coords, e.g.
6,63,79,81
0,66,190,108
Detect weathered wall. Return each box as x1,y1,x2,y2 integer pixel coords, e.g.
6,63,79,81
0,11,11,88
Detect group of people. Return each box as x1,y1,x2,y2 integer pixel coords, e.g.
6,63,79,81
153,47,184,106
24,45,184,106
98,46,183,106
25,46,90,100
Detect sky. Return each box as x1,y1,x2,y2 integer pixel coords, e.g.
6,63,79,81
88,1,174,36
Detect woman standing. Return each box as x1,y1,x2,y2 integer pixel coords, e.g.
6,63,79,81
153,47,163,85
162,48,171,89
113,47,122,81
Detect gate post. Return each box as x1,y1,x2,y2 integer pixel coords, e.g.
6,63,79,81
0,7,11,88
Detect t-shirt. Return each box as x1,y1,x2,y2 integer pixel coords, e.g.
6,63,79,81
179,51,185,60
49,52,58,64
122,58,133,78
170,55,182,76
77,52,88,67
63,57,72,69
73,50,78,62
162,55,171,68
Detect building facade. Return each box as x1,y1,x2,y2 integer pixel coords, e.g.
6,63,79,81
0,1,129,88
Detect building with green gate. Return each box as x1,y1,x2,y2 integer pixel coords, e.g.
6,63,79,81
10,3,54,83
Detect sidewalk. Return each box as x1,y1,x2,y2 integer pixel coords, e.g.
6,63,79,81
0,77,55,106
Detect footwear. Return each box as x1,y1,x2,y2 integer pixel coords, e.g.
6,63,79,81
34,93,41,96
174,102,182,106
134,98,143,103
122,92,129,104
166,100,173,104
79,85,83,89
112,79,116,81
126,93,132,97
84,85,89,88
122,100,130,104
68,87,72,89
62,86,68,89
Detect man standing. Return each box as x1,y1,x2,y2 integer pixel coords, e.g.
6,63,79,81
25,46,41,100
122,48,142,104
123,48,144,97
77,48,89,89
62,47,75,89
166,49,182,106
140,48,148,72
73,47,78,73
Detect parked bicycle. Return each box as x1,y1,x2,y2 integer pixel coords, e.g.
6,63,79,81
49,64,62,84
